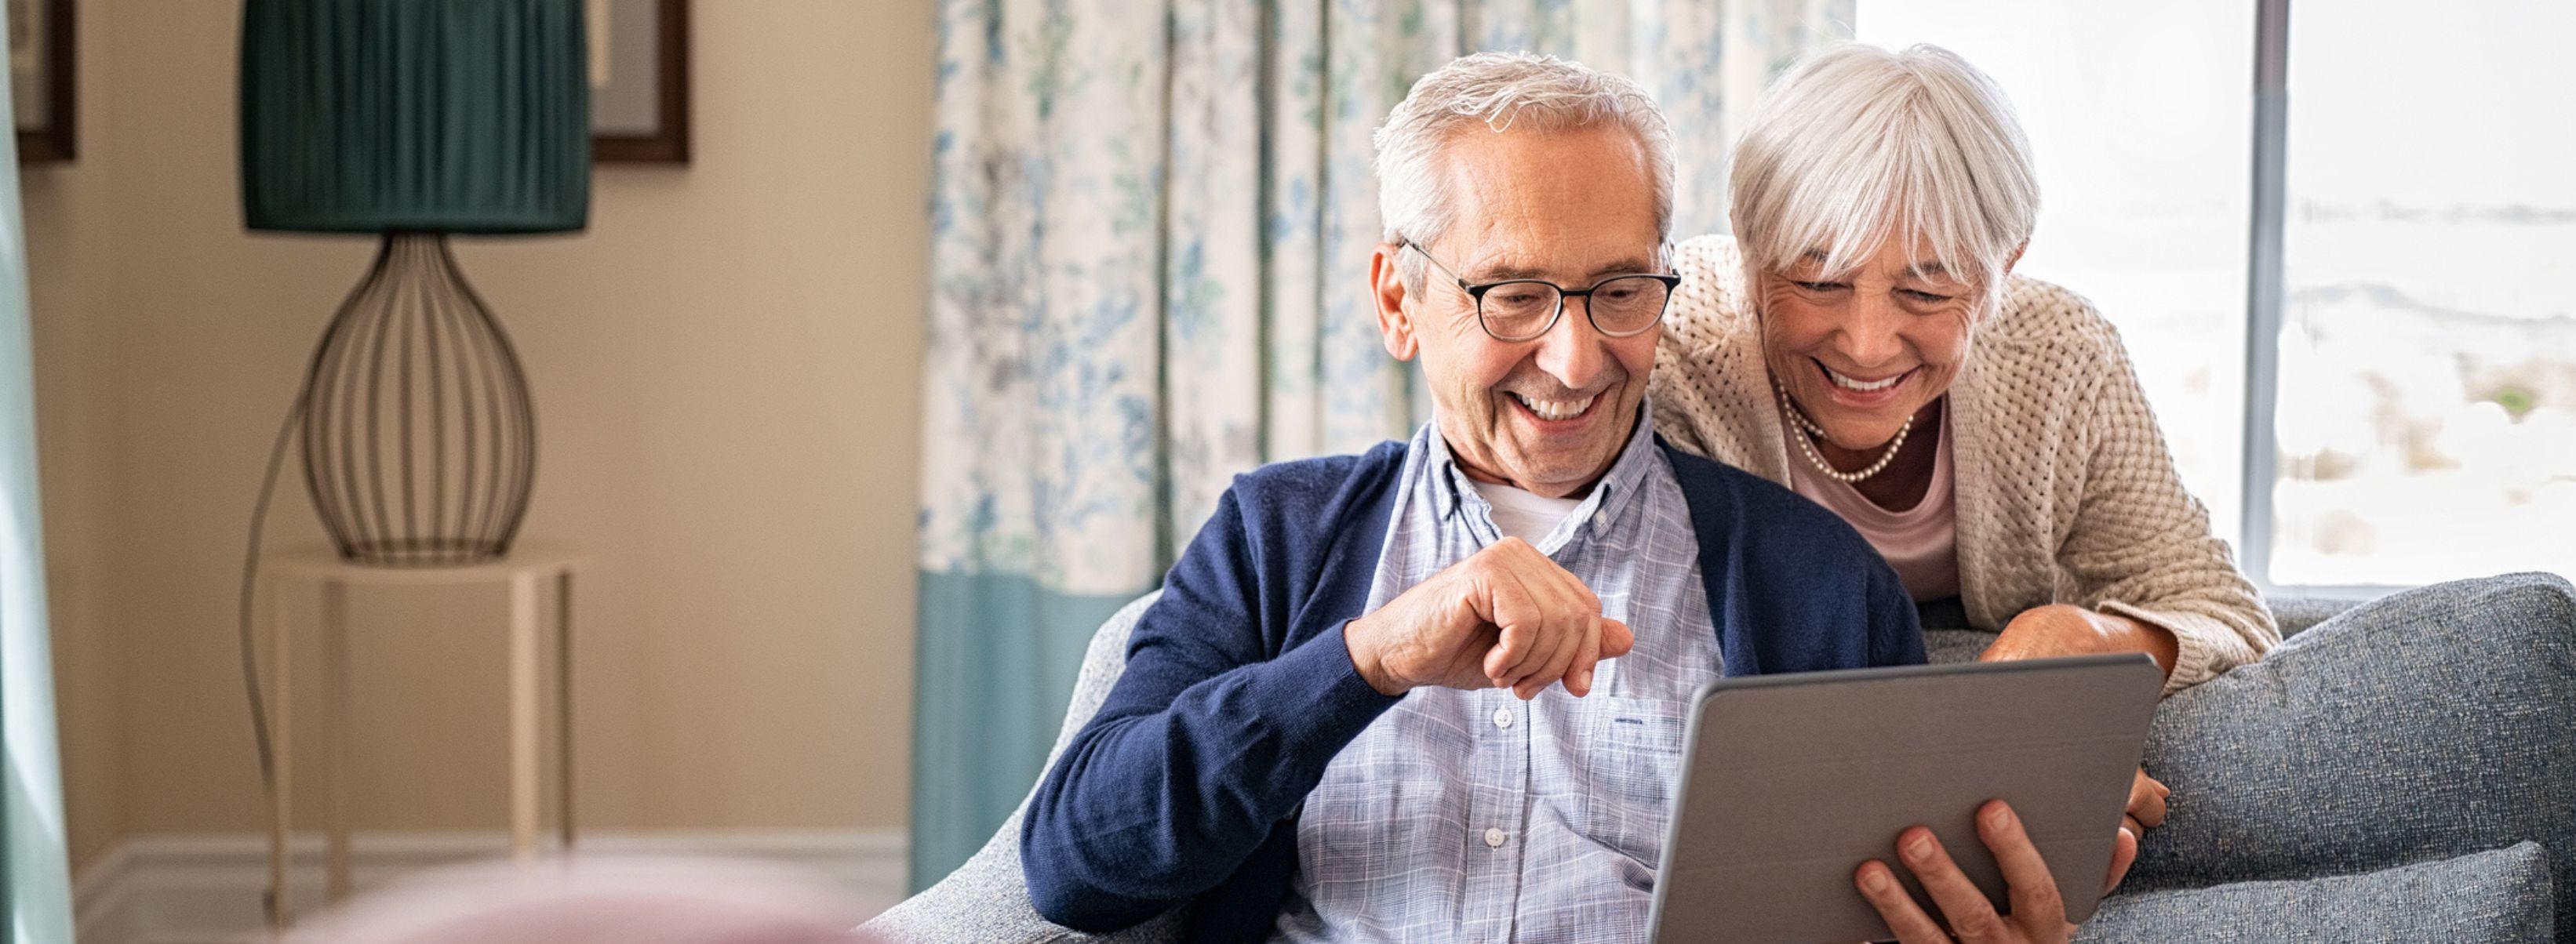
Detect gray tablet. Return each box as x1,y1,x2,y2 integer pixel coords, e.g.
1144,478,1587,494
1646,654,2163,944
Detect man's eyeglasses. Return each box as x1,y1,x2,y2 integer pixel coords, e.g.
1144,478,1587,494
1402,240,1679,343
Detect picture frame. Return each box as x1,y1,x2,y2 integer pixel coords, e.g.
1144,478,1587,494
589,0,689,164
11,0,73,163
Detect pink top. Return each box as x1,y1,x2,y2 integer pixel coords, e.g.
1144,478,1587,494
1783,407,1961,602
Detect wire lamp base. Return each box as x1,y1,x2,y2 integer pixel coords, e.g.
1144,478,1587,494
300,232,537,566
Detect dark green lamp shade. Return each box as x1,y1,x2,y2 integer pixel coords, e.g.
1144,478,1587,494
241,0,591,234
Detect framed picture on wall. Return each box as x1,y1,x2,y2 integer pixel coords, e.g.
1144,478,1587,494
588,0,689,163
10,0,73,163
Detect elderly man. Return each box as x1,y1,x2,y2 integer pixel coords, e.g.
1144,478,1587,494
1019,53,1922,942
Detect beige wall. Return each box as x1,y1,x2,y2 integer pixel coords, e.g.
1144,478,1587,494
28,0,934,874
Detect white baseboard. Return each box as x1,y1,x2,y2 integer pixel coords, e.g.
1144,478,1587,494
74,830,907,944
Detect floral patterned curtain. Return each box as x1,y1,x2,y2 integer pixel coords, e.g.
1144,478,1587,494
911,0,1851,889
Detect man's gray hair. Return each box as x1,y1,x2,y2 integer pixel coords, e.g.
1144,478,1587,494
1730,42,2038,310
1374,52,1675,285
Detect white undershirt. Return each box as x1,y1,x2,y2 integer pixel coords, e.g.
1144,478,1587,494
1464,478,1584,545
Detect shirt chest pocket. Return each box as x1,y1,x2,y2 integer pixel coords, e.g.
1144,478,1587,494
1578,695,1692,870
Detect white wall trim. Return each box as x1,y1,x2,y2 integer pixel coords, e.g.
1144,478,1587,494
73,830,906,944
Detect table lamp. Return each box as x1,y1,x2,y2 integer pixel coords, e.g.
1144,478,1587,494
240,0,590,566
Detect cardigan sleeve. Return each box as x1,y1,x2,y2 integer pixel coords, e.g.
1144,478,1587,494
1018,485,1402,931
2058,325,2281,695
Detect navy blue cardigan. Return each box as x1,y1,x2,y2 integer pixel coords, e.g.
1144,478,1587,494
1021,438,1923,942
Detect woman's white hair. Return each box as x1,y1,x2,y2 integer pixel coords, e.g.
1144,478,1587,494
1730,42,2038,309
1374,52,1675,285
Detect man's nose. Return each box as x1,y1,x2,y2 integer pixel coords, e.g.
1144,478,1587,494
1531,298,1608,390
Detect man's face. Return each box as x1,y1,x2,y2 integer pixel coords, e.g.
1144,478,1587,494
1370,125,1664,499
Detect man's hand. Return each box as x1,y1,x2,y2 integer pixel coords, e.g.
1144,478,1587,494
1344,537,1634,699
2102,768,2168,893
1854,801,2072,944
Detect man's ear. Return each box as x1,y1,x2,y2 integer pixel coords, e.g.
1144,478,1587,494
1371,243,1419,361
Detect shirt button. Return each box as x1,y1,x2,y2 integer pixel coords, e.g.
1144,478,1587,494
1493,707,1513,728
1483,827,1508,848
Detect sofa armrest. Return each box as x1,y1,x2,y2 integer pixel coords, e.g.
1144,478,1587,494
862,593,1186,943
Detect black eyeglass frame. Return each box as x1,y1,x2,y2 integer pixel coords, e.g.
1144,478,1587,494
1400,239,1681,343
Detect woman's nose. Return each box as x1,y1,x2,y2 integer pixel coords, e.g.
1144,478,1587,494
1836,295,1905,369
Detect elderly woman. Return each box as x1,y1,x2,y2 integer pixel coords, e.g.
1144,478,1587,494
1655,42,2276,690
1650,43,2279,941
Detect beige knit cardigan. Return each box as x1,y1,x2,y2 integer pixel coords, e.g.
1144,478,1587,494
1648,236,2278,694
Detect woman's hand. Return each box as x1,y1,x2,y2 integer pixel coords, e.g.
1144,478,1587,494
1853,801,2075,944
1981,604,2177,676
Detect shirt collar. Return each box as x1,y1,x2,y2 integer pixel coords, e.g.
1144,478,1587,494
1424,397,1661,537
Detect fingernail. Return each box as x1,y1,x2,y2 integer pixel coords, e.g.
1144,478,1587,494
1986,804,2012,830
1905,834,1933,862
1861,867,1891,893
1575,668,1593,692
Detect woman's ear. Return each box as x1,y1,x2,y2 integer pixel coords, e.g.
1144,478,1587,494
1371,244,1420,361
1974,244,2029,328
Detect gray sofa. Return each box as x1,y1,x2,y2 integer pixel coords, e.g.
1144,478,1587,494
868,574,2576,942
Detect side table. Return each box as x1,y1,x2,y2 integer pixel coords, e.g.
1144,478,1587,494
257,544,587,929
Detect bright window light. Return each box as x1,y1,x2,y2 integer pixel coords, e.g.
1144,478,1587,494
2269,0,2576,586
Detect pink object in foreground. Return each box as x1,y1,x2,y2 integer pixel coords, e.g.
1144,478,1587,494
284,855,886,944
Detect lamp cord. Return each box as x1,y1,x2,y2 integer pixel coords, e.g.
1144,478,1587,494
238,379,309,924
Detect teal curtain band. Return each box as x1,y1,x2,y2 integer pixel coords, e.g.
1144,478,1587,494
908,571,1142,892
240,0,591,234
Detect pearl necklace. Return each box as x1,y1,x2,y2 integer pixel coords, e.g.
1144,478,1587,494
1777,383,1912,484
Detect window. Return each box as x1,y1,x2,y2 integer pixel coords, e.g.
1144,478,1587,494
2269,1,2576,586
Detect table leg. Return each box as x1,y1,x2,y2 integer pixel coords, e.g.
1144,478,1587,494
264,576,294,931
557,570,576,854
510,573,541,862
321,581,352,902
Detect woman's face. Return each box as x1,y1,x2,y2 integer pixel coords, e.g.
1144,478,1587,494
1756,236,2004,451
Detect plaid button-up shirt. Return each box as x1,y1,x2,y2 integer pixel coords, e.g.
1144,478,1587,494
1272,401,1723,943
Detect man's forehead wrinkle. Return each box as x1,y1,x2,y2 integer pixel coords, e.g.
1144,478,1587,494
1453,209,1657,282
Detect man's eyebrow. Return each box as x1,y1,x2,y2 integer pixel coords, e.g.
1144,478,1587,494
1466,259,1659,282
1469,263,1551,281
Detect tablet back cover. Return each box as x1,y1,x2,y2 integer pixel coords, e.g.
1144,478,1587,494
1648,655,2162,943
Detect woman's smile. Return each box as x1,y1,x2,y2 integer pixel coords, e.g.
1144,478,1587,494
1814,358,1917,411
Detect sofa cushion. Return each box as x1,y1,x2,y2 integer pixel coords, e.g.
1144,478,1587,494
2124,573,2576,942
2269,594,2363,638
2080,841,2555,943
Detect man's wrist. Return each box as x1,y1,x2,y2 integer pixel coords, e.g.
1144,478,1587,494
1343,617,1409,696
